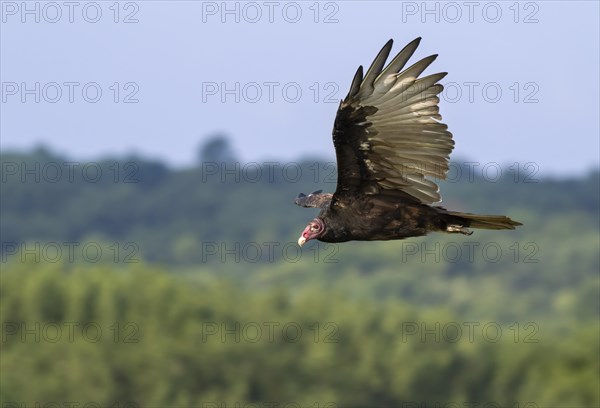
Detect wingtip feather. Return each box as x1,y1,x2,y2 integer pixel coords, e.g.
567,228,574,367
347,65,364,99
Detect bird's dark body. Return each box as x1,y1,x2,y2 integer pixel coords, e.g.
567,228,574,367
317,201,431,242
316,193,465,243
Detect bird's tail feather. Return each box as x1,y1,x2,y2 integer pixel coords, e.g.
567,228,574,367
445,211,522,230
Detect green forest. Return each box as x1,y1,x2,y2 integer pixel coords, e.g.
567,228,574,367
1,141,599,407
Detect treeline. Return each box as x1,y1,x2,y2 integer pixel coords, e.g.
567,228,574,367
1,145,598,265
1,263,598,406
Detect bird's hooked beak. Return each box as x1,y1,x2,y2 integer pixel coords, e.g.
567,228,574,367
298,225,312,247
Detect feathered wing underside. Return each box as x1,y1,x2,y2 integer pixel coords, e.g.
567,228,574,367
332,38,454,205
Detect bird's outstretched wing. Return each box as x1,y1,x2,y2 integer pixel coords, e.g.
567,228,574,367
294,190,333,209
332,38,454,205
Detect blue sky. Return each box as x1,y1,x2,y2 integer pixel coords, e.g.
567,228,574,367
1,1,599,175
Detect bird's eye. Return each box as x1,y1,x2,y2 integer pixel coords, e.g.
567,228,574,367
310,224,320,232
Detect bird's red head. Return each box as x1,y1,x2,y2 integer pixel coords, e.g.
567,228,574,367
298,218,325,247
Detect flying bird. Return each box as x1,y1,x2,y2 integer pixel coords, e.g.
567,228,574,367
295,38,521,247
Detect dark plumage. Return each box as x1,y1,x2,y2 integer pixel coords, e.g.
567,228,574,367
295,38,521,247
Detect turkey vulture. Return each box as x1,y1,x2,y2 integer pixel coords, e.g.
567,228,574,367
295,38,521,247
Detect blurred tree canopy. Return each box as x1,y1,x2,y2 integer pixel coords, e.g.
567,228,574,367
1,263,598,406
198,134,237,164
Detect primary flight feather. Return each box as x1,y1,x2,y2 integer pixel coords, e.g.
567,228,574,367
295,38,521,247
